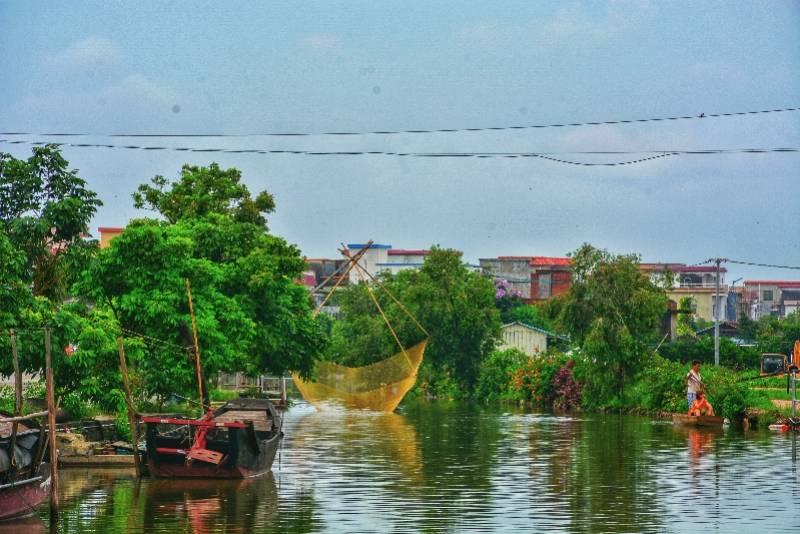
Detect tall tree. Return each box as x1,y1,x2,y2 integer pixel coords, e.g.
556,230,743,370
328,247,501,395
558,243,665,404
80,164,325,402
0,146,102,299
133,163,275,227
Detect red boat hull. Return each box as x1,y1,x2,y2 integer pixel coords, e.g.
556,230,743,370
146,458,263,479
0,470,50,521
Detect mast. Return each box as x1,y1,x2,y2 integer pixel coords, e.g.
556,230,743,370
185,279,205,412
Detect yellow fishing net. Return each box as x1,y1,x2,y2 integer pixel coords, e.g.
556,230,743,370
292,339,427,412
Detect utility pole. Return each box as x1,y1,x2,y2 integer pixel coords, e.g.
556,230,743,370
714,258,722,366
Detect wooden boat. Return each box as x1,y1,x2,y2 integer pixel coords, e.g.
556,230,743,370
672,413,725,427
140,398,282,479
0,414,50,520
0,462,51,521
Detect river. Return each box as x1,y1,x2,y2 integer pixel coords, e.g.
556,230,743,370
17,401,800,533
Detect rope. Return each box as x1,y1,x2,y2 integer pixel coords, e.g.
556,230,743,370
363,281,411,368
312,245,372,317
349,260,430,338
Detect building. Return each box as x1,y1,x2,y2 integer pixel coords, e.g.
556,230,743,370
347,243,392,283
98,226,125,248
377,249,430,276
530,257,572,301
742,280,800,318
479,257,537,300
640,263,728,323
478,256,572,302
499,321,551,356
347,243,432,281
498,321,566,356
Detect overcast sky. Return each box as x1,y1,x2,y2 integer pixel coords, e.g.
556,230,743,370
1,1,798,281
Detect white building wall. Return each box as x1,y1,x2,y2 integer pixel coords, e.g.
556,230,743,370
498,323,548,356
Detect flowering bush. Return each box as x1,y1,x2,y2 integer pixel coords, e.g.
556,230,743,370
494,279,524,320
473,349,584,410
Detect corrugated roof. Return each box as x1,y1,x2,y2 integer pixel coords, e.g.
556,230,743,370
501,321,568,339
530,256,571,266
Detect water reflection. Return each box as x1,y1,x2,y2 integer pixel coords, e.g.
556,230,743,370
26,402,800,533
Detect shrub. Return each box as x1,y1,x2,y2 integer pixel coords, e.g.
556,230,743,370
475,348,527,401
658,337,760,370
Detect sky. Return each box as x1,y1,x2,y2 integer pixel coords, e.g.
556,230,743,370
1,1,799,281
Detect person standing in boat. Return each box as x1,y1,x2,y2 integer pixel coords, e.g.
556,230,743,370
686,360,704,408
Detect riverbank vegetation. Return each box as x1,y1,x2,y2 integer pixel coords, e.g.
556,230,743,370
1,146,797,428
1,147,325,427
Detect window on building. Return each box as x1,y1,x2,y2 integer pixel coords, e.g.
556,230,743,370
763,290,773,301
537,273,552,299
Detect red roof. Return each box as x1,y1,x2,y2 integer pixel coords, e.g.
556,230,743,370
98,227,125,233
530,256,571,266
745,280,800,288
388,249,429,256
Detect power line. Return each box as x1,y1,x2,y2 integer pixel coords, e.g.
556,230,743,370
1,139,798,166
1,106,797,138
698,258,800,271
725,259,800,271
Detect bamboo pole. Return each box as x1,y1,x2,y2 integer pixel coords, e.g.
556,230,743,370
44,326,59,521
117,337,142,478
8,329,22,473
0,410,50,423
185,279,205,412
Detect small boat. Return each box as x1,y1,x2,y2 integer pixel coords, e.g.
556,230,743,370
672,413,725,427
0,462,51,521
140,398,282,479
0,414,50,520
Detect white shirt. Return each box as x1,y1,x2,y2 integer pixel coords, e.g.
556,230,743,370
686,369,702,393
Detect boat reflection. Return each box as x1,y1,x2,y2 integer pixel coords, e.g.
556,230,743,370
143,474,278,533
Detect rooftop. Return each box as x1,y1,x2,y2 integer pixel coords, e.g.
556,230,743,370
744,280,800,288
388,249,430,256
530,256,571,266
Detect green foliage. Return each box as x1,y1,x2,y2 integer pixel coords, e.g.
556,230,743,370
327,247,501,393
618,356,749,419
657,336,760,370
474,348,527,401
676,296,697,338
80,164,326,402
558,243,666,404
0,146,101,299
753,313,800,356
133,163,275,227
504,304,553,332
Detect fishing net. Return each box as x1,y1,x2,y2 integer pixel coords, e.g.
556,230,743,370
292,339,427,412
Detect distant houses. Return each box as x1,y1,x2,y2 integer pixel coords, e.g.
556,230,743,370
478,256,572,303
741,280,800,319
640,263,728,323
96,225,800,322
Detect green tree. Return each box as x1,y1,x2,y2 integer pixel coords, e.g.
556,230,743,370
0,146,102,299
558,243,666,405
0,231,31,329
327,247,500,396
133,163,275,227
80,164,326,402
676,296,697,338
